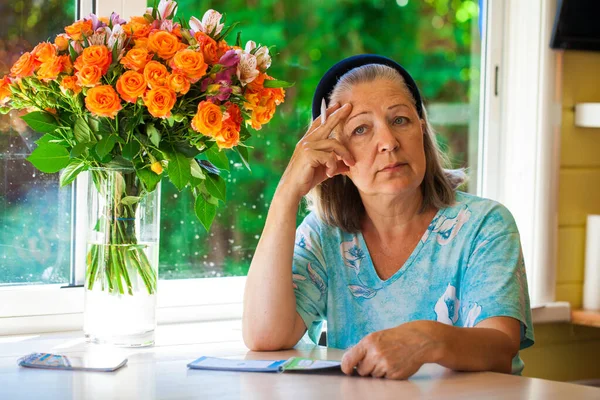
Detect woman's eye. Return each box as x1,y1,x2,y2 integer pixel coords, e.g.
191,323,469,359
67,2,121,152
394,116,407,125
352,126,366,136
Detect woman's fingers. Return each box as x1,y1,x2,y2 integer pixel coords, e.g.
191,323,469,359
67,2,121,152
308,102,342,131
304,138,355,166
308,103,353,139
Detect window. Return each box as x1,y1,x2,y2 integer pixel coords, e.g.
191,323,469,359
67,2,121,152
0,0,76,286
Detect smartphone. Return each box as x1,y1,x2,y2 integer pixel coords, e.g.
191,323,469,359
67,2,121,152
18,352,127,372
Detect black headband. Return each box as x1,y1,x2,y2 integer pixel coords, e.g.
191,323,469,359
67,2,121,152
311,54,424,120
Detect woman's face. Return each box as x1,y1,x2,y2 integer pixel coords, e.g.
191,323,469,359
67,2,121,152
335,78,426,197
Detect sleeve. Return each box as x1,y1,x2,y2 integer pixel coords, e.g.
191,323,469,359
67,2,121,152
291,212,328,345
458,208,535,353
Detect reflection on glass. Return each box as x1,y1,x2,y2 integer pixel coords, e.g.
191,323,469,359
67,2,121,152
155,0,481,280
0,0,76,285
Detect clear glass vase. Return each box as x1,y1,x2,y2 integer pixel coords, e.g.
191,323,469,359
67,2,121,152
84,167,161,347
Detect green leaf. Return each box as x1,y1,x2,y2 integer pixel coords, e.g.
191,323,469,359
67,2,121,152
122,140,140,161
59,160,87,187
214,21,239,42
263,80,295,89
146,124,161,147
235,32,242,48
70,143,90,158
204,173,226,202
205,146,230,171
190,159,206,179
74,117,93,142
235,146,251,171
35,133,61,146
68,42,78,62
136,168,161,192
195,195,217,231
27,143,70,173
167,152,191,190
239,125,252,141
120,196,140,205
95,134,118,159
21,111,60,133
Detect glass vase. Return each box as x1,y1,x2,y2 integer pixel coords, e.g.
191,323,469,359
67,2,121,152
84,167,161,347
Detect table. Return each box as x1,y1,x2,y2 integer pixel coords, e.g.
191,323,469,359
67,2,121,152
1,320,599,399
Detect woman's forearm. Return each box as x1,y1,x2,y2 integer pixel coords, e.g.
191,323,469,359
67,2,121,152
427,321,517,374
242,187,302,350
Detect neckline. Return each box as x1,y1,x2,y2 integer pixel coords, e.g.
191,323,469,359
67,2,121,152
356,206,446,287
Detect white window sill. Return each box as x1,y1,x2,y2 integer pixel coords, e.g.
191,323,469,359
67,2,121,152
531,301,571,324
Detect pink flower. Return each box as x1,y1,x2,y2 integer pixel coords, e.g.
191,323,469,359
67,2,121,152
219,50,239,68
235,50,259,86
189,10,223,36
146,0,177,20
244,41,271,71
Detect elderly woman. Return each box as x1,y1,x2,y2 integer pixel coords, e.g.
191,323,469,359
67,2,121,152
242,54,534,380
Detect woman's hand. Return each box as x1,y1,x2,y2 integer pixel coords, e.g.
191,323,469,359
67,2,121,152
341,321,443,380
277,103,355,202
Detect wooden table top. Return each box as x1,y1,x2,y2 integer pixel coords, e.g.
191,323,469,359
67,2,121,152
1,320,598,399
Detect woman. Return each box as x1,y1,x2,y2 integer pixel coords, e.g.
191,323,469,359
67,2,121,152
242,54,534,380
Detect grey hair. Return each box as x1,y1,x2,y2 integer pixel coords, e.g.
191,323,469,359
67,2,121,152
305,64,467,233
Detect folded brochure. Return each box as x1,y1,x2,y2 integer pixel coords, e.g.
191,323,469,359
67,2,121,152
187,356,341,373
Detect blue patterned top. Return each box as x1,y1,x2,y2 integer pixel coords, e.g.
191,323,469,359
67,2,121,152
292,191,534,375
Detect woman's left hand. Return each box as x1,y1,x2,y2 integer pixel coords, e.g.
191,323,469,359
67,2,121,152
341,320,442,380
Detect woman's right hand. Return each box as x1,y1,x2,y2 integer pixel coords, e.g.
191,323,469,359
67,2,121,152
277,102,355,202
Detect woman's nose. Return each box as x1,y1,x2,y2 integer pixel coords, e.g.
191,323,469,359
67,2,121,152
376,124,399,153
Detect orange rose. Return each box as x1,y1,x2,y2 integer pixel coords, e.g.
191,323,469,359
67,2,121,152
74,45,112,74
147,31,184,60
85,85,122,118
169,49,207,83
0,76,12,104
54,34,70,52
64,19,93,41
214,121,240,149
216,40,230,59
120,48,153,72
76,65,103,87
60,75,81,94
10,52,38,78
223,102,242,130
116,71,146,103
143,87,177,118
191,101,222,136
122,16,152,39
249,105,276,130
133,38,149,50
166,72,190,95
32,42,57,63
60,55,73,74
36,56,63,81
143,61,169,89
194,32,218,65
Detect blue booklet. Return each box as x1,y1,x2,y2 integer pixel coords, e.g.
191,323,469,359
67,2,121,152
187,356,341,373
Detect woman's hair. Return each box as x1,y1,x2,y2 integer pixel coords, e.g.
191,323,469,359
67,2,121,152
304,64,466,233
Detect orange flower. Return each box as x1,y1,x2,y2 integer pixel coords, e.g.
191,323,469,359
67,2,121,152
133,38,149,50
36,56,63,81
244,73,285,129
216,40,230,59
10,52,38,78
32,42,57,63
150,161,163,175
143,61,169,89
64,19,93,41
191,101,222,137
214,121,240,149
122,16,152,39
120,48,153,72
223,102,242,130
74,45,112,74
167,72,190,95
76,65,103,87
248,105,276,130
116,71,146,103
194,32,218,65
54,34,70,52
147,31,184,60
60,75,82,94
143,87,177,118
169,49,207,83
85,85,122,118
0,76,12,104
60,55,73,74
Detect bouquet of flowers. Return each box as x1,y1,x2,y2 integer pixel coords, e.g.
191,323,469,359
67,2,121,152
0,0,289,296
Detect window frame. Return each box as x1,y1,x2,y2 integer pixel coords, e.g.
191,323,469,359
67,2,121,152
1,0,567,335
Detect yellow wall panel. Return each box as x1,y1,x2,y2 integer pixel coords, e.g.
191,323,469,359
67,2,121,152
556,283,583,308
558,169,600,226
557,227,586,283
562,51,600,108
560,110,600,168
